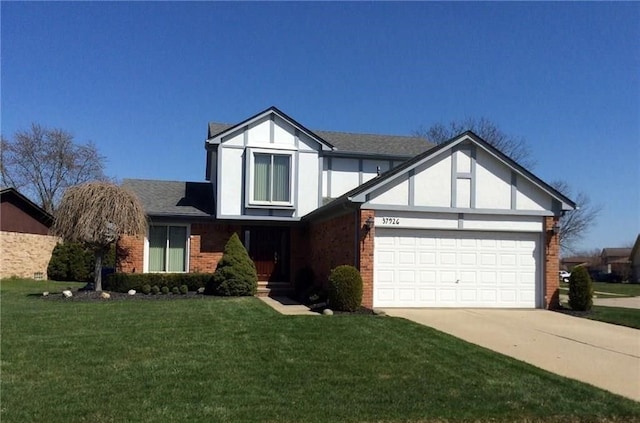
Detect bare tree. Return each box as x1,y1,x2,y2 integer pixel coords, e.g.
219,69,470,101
414,117,536,168
1,123,107,213
51,182,147,291
551,180,602,255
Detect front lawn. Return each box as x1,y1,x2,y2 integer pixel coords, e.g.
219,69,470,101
560,281,640,297
582,306,640,329
2,279,639,423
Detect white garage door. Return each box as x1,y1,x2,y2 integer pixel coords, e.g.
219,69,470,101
374,229,541,308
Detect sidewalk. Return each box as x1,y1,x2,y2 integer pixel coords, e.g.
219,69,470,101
258,296,319,315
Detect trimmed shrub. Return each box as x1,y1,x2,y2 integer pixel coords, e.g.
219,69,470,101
206,233,257,296
569,266,593,311
179,285,188,295
104,273,212,293
171,286,179,294
47,243,116,282
161,286,169,295
141,284,151,295
151,285,160,295
327,265,363,312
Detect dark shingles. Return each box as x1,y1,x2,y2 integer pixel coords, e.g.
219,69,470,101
208,122,432,158
123,179,214,217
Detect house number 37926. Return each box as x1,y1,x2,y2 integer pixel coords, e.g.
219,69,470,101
382,217,400,225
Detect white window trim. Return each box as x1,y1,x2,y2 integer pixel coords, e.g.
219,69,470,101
246,147,296,208
143,223,190,273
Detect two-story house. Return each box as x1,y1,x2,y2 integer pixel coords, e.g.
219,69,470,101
117,106,575,309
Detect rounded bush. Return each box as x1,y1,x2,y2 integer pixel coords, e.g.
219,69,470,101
151,285,160,295
141,284,151,295
569,266,593,311
171,286,180,294
327,265,363,312
179,285,188,295
161,286,170,295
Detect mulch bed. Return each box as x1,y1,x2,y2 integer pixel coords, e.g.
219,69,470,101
40,289,208,302
553,305,594,318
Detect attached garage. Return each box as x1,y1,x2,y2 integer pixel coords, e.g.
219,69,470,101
374,229,541,308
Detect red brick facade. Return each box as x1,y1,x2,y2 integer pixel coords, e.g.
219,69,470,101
117,212,560,310
544,216,561,309
306,211,358,289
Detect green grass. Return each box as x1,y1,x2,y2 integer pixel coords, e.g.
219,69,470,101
583,306,640,329
2,279,640,423
560,281,640,297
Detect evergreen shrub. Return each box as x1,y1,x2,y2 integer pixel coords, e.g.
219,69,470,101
206,233,257,296
569,266,593,311
327,265,363,312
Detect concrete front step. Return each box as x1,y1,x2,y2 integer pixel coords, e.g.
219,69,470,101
256,281,293,297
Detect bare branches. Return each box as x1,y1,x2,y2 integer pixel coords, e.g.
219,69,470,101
52,182,147,247
414,117,536,169
0,123,107,213
551,180,602,254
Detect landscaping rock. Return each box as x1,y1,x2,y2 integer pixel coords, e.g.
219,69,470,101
322,308,333,316
127,289,136,296
373,309,387,316
197,287,205,294
62,290,73,298
100,292,111,299
42,292,49,297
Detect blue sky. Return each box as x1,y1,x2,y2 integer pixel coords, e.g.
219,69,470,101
2,2,638,252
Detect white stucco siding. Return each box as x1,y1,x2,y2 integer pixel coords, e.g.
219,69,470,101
370,175,409,205
413,154,451,207
298,152,320,215
330,158,360,197
246,118,271,144
362,160,391,183
475,149,511,209
516,177,550,211
298,132,320,152
273,115,296,147
221,130,245,147
219,148,244,215
456,149,472,173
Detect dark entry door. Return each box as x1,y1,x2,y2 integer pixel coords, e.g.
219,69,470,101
244,226,290,282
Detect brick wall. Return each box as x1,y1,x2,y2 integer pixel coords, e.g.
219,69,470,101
359,210,375,308
116,235,144,273
189,223,240,272
116,223,240,274
0,231,60,279
307,211,358,290
544,216,560,309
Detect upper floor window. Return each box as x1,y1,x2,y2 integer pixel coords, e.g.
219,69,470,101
148,225,188,272
253,153,291,204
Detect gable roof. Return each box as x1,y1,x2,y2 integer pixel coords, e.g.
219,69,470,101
304,131,576,220
601,247,632,259
122,179,214,218
207,106,432,158
0,187,53,226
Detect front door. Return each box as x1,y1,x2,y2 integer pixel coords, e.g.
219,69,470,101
244,226,290,282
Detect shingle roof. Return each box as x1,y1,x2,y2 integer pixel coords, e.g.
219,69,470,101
122,179,213,217
602,248,632,258
207,123,432,158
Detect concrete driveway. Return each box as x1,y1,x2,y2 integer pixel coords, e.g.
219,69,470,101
380,308,640,401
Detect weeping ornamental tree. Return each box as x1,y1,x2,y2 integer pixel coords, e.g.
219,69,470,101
51,182,147,291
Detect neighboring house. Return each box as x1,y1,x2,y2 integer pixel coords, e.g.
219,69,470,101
631,235,640,283
0,187,59,280
600,247,632,279
118,106,575,309
561,256,593,271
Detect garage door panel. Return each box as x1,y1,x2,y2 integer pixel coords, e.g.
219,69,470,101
374,229,540,308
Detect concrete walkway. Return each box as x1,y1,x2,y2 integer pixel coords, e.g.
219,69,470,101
258,296,319,315
380,308,640,402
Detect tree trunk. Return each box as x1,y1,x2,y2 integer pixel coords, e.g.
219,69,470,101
94,247,105,292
